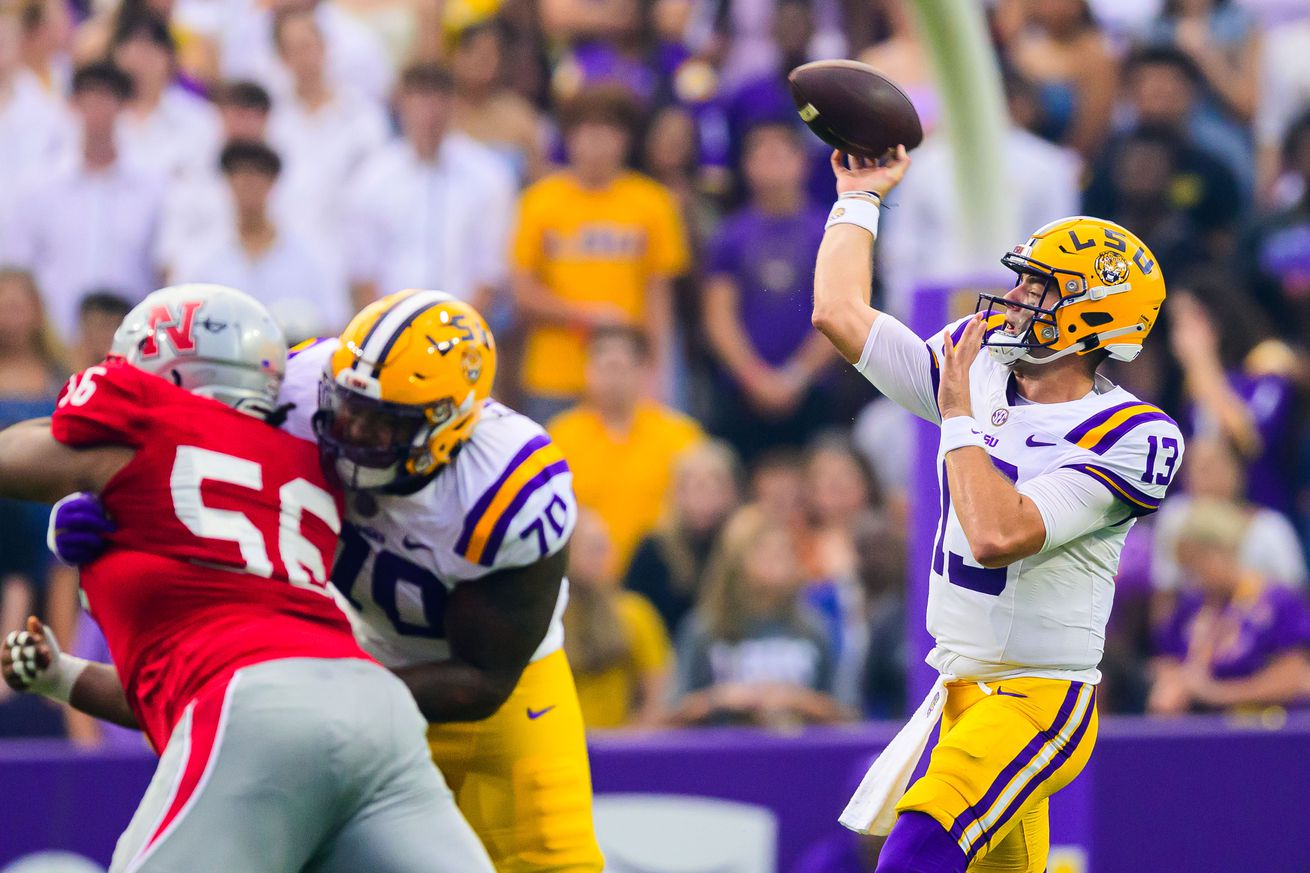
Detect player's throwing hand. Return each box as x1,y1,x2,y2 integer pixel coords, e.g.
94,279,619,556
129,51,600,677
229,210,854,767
938,313,986,419
830,145,910,198
2,616,57,693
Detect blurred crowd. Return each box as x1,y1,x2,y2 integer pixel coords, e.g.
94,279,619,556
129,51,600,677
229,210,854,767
2,0,1310,744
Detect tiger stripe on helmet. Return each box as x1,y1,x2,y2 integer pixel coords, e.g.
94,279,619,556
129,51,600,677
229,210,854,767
352,290,453,374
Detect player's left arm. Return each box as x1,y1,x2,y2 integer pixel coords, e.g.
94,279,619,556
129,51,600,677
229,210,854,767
937,316,1050,567
392,548,566,723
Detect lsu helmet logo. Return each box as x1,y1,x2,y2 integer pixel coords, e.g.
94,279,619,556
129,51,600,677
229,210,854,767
461,347,483,384
1093,251,1131,287
140,300,202,359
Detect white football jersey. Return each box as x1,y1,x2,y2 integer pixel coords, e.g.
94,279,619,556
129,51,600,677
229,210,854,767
859,316,1185,682
279,339,574,668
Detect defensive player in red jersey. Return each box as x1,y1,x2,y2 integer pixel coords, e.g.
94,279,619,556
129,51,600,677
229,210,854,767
0,285,494,873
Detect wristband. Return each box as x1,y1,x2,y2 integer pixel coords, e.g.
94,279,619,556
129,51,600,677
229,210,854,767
939,415,987,455
826,193,881,237
44,654,90,704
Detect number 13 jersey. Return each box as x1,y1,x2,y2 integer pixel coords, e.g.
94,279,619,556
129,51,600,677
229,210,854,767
280,339,576,669
858,315,1185,683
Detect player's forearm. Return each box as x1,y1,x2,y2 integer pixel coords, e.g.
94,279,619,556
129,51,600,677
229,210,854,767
812,224,880,364
0,420,102,503
944,446,1046,568
392,659,518,723
70,662,140,729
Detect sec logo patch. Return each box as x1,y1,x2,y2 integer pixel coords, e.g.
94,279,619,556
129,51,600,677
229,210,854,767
991,408,1009,426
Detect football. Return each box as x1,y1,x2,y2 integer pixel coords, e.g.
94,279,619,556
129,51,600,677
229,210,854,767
787,60,924,159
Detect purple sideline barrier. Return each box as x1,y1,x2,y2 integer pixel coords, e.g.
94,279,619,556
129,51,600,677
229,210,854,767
2,713,1308,872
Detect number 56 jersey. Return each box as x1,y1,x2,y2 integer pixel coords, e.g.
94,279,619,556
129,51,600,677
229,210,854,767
858,315,1185,683
280,339,576,669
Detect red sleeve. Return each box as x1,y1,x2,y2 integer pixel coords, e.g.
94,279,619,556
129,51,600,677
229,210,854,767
51,362,155,449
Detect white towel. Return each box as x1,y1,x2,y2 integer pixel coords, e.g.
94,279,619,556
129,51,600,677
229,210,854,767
839,673,950,836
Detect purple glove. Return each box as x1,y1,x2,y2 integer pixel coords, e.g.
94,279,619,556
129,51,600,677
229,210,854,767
46,492,116,566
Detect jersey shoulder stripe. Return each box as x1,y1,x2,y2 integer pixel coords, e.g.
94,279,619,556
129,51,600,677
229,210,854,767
1063,461,1161,516
456,434,570,566
1064,401,1176,455
288,337,330,359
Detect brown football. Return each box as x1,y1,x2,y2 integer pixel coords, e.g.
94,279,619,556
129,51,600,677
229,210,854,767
787,60,924,158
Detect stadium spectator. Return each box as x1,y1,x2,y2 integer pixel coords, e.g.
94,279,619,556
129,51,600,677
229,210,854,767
564,509,673,730
640,104,717,249
512,86,689,419
218,0,395,104
701,122,840,461
1083,46,1245,240
333,0,438,68
548,326,704,576
18,0,70,95
1085,127,1211,279
1,61,164,338
1245,110,1310,336
1168,293,1299,516
802,434,881,584
69,289,132,370
72,0,219,85
851,511,908,720
173,141,343,340
877,69,1082,317
1144,0,1261,126
450,19,545,184
156,80,281,280
670,506,847,728
1150,435,1307,594
267,7,388,276
109,10,220,180
1148,499,1310,714
0,3,71,243
346,63,515,312
1000,0,1118,158
0,269,65,669
626,439,743,635
750,447,811,546
856,0,941,136
1254,14,1310,202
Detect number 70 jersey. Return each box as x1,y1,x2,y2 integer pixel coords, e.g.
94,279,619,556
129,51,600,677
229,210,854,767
280,339,576,668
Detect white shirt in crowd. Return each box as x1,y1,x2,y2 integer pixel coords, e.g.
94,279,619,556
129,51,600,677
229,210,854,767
345,133,516,300
1256,19,1310,152
217,0,394,105
117,85,222,180
2,156,164,337
268,86,389,272
1150,495,1309,592
173,229,346,342
876,126,1081,318
0,70,74,243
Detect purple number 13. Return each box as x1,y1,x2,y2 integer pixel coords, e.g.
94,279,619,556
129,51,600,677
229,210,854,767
1142,435,1179,486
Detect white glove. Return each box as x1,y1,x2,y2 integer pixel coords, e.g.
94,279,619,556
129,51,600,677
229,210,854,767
3,623,88,703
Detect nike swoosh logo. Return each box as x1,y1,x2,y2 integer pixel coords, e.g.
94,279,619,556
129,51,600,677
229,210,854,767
527,706,556,720
995,688,1028,698
1025,436,1056,447
402,536,435,554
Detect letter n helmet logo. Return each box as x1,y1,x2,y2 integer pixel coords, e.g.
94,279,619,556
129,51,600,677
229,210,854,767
140,301,202,359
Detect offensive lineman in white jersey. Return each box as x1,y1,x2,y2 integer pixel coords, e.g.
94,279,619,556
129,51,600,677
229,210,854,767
811,148,1184,873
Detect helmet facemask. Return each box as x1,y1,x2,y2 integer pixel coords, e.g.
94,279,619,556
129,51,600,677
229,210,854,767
977,252,1087,367
313,378,475,491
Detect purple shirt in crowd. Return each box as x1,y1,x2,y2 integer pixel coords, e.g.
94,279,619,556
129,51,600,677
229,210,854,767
1156,583,1310,684
706,204,829,367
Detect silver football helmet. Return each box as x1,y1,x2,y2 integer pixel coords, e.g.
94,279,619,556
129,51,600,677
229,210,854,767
111,284,287,418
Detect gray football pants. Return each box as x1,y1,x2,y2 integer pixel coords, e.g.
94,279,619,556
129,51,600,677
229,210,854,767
109,657,494,873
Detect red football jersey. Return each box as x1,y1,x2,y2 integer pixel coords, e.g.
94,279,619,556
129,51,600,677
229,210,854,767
51,361,370,751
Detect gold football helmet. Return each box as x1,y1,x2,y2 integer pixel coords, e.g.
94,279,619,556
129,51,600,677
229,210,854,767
315,290,496,489
979,216,1166,366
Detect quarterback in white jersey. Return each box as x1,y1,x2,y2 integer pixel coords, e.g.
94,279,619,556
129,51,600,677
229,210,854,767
288,291,604,873
811,148,1182,873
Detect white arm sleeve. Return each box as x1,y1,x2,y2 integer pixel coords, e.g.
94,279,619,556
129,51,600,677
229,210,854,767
854,315,941,424
1018,467,1130,552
